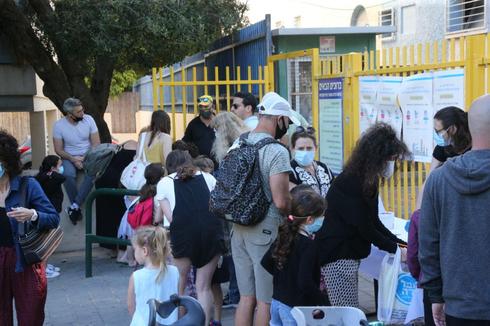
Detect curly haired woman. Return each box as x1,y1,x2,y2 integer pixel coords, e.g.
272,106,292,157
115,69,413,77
315,123,409,307
210,111,249,164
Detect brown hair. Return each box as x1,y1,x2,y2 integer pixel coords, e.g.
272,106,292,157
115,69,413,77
139,163,166,201
165,150,196,180
272,185,326,270
132,226,169,282
193,155,214,173
434,106,471,153
148,111,171,146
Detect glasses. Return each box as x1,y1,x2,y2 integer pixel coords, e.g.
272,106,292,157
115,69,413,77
198,97,211,103
295,126,315,134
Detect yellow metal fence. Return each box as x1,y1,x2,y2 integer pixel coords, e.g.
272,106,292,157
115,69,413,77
152,34,490,219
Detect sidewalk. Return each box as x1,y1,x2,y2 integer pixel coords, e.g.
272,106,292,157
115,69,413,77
43,248,376,325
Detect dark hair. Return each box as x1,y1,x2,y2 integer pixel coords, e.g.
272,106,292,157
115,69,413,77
434,106,471,153
233,92,258,112
291,132,317,148
171,140,200,158
139,163,166,201
344,123,410,196
0,130,22,177
165,150,196,180
148,111,171,146
38,155,61,174
193,155,214,173
272,185,326,270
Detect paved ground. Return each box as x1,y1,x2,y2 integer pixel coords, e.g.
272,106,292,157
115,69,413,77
41,248,377,325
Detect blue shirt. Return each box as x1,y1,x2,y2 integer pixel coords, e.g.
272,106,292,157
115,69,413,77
5,176,60,272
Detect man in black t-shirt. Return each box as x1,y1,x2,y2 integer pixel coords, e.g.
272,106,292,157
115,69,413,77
182,95,216,158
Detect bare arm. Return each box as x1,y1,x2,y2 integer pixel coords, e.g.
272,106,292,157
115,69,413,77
127,274,136,316
162,134,172,163
270,172,291,216
53,138,75,162
288,181,296,191
153,201,163,224
159,199,173,224
90,132,101,147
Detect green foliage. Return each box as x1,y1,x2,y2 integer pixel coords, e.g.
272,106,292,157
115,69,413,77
110,70,138,97
30,0,248,71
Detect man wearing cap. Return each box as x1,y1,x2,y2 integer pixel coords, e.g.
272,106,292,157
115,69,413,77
182,95,216,158
231,92,298,326
231,92,259,129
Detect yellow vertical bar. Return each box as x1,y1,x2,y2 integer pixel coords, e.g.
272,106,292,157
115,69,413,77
465,35,486,109
390,174,395,212
411,161,416,210
226,66,231,112
347,53,362,160
450,37,456,62
152,68,158,112
214,66,220,113
204,66,208,95
402,46,407,67
258,66,263,100
383,181,389,210
376,50,381,69
389,47,394,67
266,59,274,92
264,64,270,95
170,67,176,141
395,47,400,68
459,36,465,61
417,162,423,201
370,50,374,70
417,44,422,67
442,39,447,64
433,41,439,64
247,66,252,93
409,45,415,67
363,51,368,72
182,67,187,128
159,68,164,111
192,67,198,115
487,35,490,94
425,42,430,65
236,66,241,92
403,160,409,219
382,48,387,67
396,161,402,218
311,48,320,147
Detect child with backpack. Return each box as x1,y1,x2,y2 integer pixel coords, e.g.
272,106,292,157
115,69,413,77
35,155,66,278
118,163,166,266
127,226,179,325
261,184,329,325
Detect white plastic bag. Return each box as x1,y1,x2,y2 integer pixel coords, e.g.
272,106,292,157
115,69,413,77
377,247,418,324
120,132,149,190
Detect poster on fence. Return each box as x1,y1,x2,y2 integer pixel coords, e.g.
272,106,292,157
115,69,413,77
398,72,434,163
433,68,465,113
375,77,403,139
318,78,344,174
359,77,379,134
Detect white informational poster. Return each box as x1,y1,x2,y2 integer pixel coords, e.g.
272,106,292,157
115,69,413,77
319,36,336,54
359,77,379,135
318,78,344,174
398,73,434,163
433,68,465,113
375,77,403,138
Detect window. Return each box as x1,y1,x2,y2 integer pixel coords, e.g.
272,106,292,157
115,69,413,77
401,5,416,35
447,0,485,33
379,8,396,40
287,58,312,124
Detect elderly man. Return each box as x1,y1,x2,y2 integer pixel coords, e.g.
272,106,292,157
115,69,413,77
53,98,100,224
419,95,490,325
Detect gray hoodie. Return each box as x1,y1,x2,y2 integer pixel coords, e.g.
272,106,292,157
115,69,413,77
420,150,490,320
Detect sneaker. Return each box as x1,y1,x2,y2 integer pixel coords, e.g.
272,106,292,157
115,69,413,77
67,207,82,225
47,264,61,272
222,295,239,309
46,269,60,279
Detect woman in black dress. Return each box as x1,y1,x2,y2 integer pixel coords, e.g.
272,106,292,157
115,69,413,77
95,140,137,250
156,150,224,325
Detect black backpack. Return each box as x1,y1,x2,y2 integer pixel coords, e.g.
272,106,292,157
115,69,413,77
83,143,121,180
210,132,287,226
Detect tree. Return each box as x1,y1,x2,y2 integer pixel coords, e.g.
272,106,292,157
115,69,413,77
0,0,247,142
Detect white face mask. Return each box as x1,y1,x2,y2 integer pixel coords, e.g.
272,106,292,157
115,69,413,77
382,160,395,179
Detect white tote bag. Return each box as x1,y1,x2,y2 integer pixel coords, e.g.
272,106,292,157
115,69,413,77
120,132,149,190
377,247,418,324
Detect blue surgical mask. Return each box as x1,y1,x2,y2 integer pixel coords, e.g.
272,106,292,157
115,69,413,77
433,131,445,147
0,163,4,178
304,217,324,234
294,150,315,166
58,166,64,175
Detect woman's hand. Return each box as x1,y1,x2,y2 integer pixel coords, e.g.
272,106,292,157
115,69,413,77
7,207,36,222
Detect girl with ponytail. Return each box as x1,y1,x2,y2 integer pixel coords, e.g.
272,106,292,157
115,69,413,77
127,226,179,326
261,184,329,325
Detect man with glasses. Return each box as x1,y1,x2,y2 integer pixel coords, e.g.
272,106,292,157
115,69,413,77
183,95,216,159
53,97,100,224
231,92,259,129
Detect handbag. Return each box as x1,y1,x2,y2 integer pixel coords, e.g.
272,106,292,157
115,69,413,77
120,132,150,190
17,177,63,265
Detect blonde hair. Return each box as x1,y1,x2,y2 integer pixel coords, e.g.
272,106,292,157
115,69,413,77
132,226,169,282
210,112,250,162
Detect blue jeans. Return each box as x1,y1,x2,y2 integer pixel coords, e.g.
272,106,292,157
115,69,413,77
270,299,297,326
62,159,94,206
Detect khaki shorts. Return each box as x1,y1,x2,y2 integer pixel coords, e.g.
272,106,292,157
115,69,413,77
231,217,280,303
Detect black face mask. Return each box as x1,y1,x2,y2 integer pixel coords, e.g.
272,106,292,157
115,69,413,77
274,117,288,139
71,115,83,122
200,110,212,119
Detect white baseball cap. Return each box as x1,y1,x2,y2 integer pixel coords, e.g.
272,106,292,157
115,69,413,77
257,92,300,125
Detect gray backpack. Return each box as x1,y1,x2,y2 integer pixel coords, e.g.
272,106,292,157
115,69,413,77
83,143,121,180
